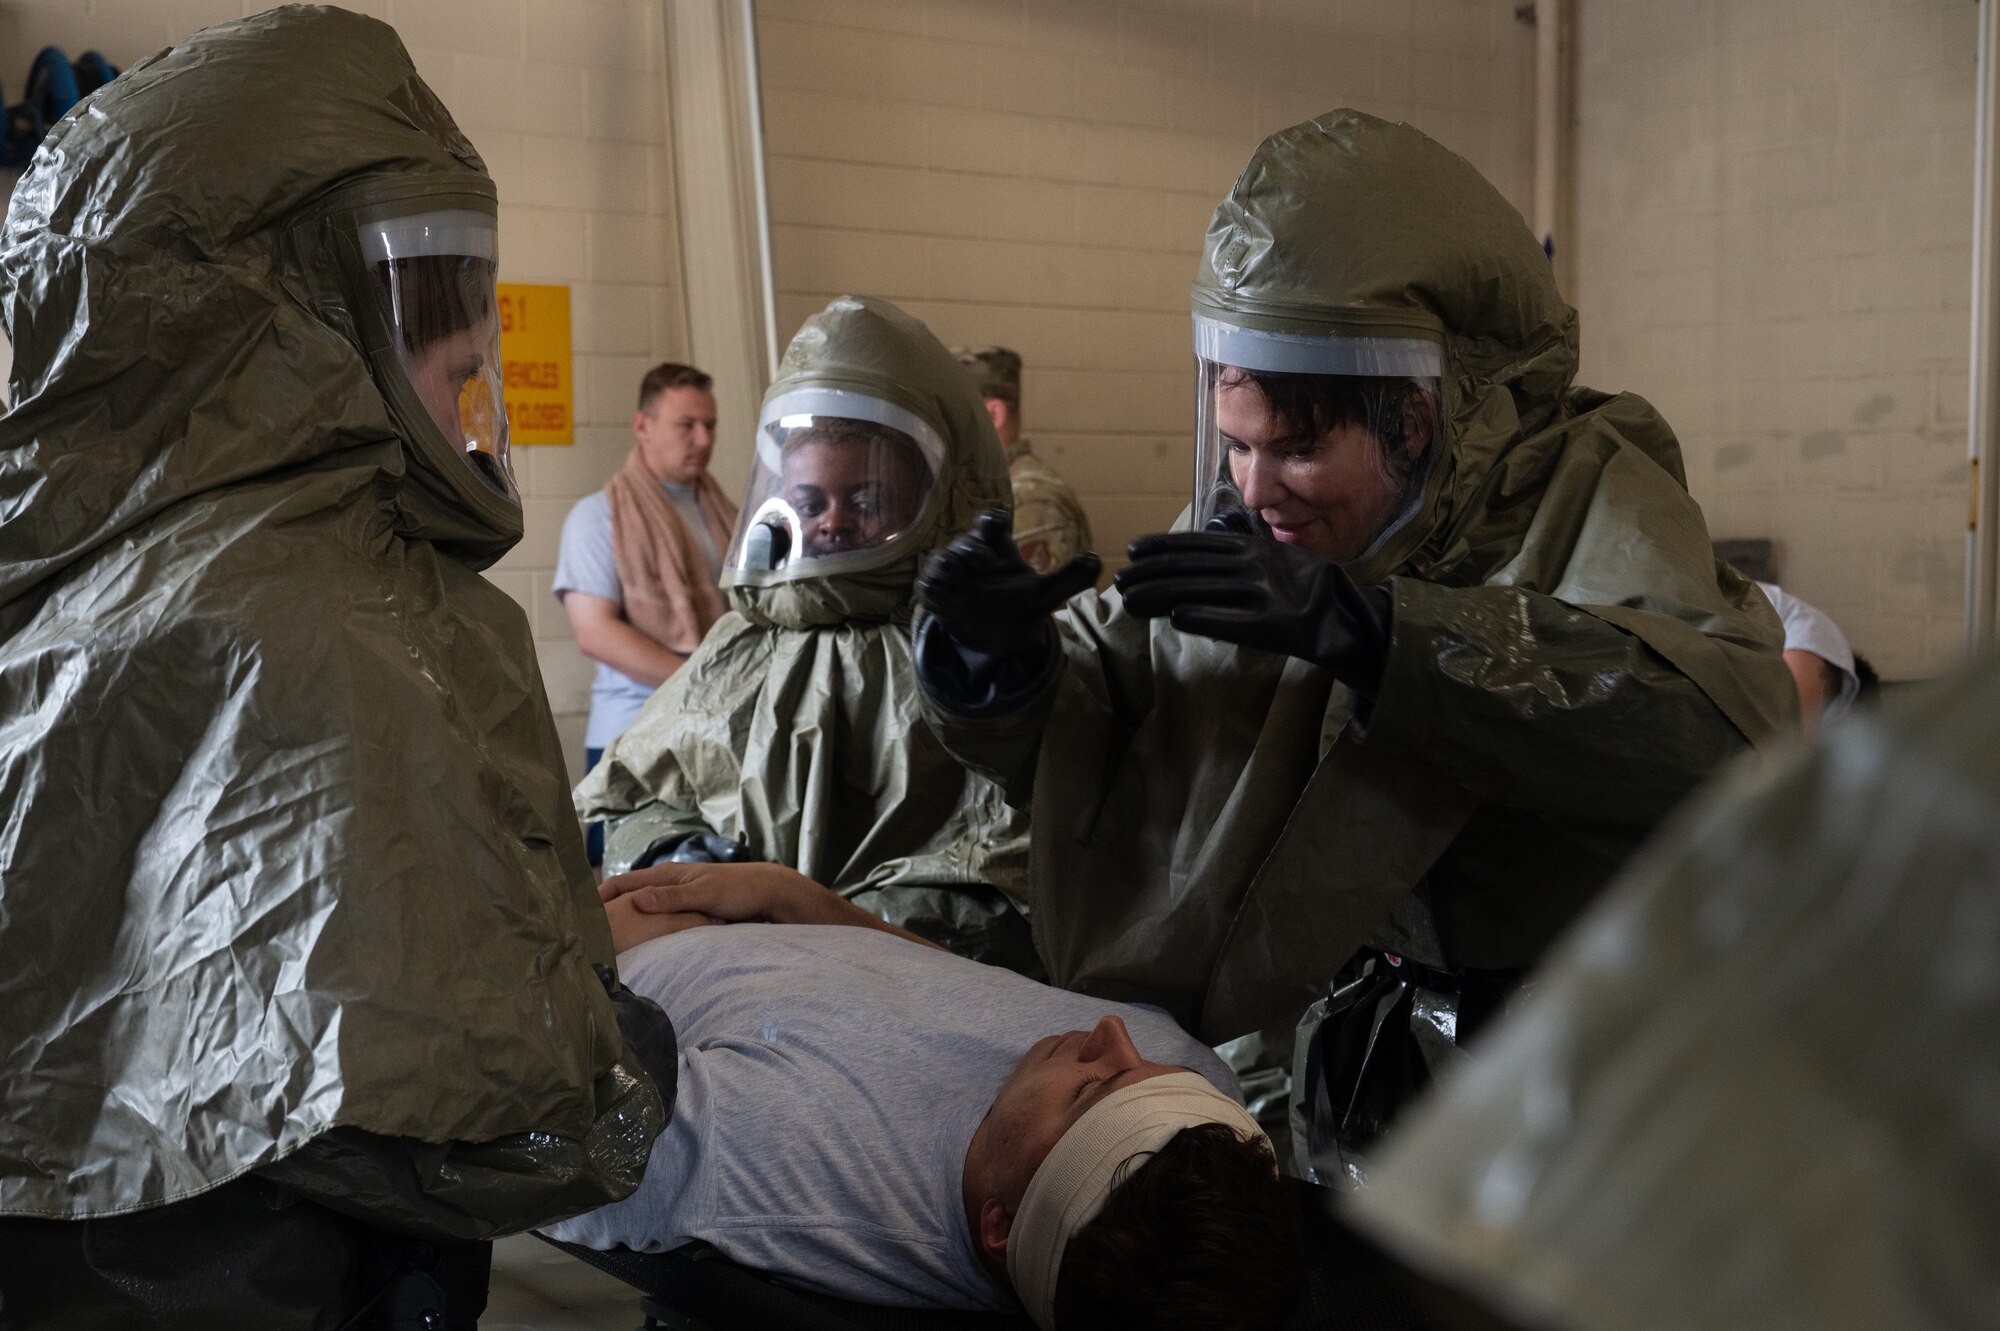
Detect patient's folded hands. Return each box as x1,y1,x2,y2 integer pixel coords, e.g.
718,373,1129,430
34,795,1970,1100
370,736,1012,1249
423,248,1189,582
601,860,846,928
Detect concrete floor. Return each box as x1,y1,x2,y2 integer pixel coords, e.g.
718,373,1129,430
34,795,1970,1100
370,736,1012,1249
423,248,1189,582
483,1233,648,1331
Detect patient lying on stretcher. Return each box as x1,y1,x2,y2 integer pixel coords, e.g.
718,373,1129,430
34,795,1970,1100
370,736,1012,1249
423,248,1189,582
550,862,1303,1330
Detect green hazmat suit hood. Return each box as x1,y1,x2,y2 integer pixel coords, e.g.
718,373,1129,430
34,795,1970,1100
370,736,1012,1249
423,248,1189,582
0,5,662,1226
0,8,522,594
1350,658,2000,1331
1196,110,1576,456
579,296,1035,966
724,295,1014,629
925,112,1795,1042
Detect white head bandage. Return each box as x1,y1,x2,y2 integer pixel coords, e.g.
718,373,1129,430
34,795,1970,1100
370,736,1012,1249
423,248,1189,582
1005,1071,1270,1331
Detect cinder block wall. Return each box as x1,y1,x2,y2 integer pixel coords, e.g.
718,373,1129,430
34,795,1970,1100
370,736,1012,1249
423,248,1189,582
755,0,1537,567
0,0,694,776
1570,0,1976,679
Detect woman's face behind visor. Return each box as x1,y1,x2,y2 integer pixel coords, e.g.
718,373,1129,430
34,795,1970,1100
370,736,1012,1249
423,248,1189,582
408,320,495,449
364,211,515,501
1217,369,1436,564
1191,318,1442,567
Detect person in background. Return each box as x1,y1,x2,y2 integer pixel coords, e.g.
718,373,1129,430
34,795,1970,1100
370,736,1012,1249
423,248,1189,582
555,362,738,864
1756,580,1879,733
956,345,1093,575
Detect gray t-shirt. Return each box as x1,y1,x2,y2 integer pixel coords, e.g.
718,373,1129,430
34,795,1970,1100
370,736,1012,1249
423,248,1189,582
545,925,1237,1309
552,485,724,749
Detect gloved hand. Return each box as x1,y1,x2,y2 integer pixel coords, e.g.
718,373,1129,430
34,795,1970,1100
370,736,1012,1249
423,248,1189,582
1113,531,1393,691
635,831,756,868
593,963,679,1106
917,509,1100,656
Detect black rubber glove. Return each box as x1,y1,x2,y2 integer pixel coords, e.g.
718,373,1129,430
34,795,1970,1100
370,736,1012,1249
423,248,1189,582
594,963,679,1110
635,831,756,868
1113,531,1393,692
917,509,1101,656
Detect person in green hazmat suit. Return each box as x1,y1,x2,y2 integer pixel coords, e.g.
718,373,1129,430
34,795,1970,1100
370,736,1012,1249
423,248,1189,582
0,9,670,1327
1346,651,2000,1331
914,110,1797,1056
582,295,1038,973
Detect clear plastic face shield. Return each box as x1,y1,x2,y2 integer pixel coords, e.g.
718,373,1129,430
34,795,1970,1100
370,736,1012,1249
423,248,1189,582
361,209,514,501
1192,315,1444,566
724,388,946,582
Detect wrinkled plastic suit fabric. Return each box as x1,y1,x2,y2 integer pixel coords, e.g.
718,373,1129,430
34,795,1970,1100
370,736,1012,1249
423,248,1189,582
0,6,661,1226
925,110,1795,1043
1350,655,2000,1331
576,297,1035,966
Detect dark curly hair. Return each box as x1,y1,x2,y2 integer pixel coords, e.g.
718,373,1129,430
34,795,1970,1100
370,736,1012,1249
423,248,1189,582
1051,1122,1304,1331
1219,365,1431,493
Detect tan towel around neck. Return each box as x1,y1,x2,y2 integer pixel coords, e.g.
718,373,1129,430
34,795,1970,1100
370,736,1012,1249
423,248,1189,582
605,445,738,656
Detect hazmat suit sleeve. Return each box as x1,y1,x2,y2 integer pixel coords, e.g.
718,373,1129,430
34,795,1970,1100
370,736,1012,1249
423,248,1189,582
575,625,749,876
599,804,725,875
1365,577,1754,825
913,617,1060,805
586,733,733,877
1358,421,1793,822
918,585,1146,809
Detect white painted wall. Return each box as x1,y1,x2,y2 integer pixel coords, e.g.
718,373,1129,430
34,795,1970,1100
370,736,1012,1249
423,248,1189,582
1570,0,1977,679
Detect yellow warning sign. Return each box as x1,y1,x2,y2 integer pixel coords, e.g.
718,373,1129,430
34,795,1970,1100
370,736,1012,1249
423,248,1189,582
498,283,572,445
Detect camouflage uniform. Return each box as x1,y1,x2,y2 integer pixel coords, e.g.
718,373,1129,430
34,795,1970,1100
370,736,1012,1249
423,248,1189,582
1005,437,1093,575
955,345,1094,574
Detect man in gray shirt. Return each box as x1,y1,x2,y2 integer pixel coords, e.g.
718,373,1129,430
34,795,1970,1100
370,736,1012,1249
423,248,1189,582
550,864,1304,1329
554,362,739,862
